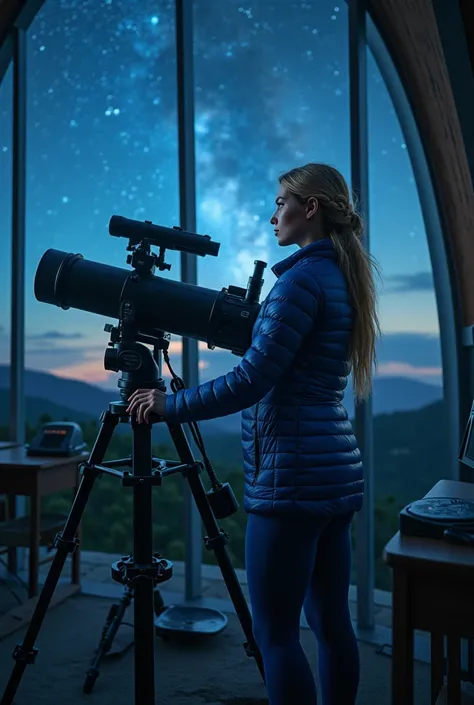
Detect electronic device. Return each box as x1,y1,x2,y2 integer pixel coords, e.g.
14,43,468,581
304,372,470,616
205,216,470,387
26,421,87,457
399,399,474,546
459,398,474,470
399,497,474,545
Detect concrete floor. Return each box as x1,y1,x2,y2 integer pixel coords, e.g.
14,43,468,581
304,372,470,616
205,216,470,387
0,590,432,705
0,550,437,704
74,550,394,629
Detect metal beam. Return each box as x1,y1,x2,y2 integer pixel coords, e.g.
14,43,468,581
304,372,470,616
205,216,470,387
8,24,27,575
14,0,47,32
429,0,474,483
10,24,26,445
431,0,474,181
0,31,13,85
175,0,202,601
366,15,460,481
349,0,375,630
0,1,45,81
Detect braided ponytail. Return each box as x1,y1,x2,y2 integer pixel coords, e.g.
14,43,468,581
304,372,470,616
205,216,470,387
279,163,381,402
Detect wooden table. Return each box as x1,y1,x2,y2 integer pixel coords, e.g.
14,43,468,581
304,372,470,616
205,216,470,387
0,442,21,450
384,479,474,705
0,442,20,519
0,446,86,598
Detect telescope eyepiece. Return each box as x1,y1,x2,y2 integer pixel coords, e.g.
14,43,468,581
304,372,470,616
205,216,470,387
245,260,267,304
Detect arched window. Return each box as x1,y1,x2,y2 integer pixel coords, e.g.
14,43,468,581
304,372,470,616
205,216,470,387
23,1,188,562
367,44,449,592
193,0,351,424
0,63,13,441
25,1,181,391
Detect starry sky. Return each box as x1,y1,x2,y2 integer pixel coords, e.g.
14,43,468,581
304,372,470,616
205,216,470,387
0,0,443,392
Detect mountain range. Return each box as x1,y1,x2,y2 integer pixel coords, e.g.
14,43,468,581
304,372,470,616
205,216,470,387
0,364,442,434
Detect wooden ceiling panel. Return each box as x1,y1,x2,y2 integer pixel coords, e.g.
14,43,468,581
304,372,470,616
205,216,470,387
369,0,474,325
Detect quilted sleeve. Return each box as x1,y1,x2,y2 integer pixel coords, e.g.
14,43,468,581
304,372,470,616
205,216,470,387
164,267,322,424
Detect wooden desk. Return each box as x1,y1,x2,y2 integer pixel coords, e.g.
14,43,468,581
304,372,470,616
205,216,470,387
384,479,474,705
0,442,21,450
0,447,86,598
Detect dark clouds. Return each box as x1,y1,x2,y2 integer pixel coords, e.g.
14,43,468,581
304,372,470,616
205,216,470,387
27,330,84,340
25,345,102,360
384,272,434,293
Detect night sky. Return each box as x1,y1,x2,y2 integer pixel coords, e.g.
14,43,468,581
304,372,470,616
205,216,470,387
0,0,442,391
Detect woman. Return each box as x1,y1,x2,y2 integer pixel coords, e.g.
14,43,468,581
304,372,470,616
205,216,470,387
127,162,381,705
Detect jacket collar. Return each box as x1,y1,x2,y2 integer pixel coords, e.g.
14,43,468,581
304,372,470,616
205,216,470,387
271,237,335,278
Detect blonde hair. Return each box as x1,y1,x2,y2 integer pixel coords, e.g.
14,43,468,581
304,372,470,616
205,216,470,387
279,162,382,402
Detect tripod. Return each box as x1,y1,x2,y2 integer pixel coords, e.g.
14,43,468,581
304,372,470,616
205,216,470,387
83,584,135,694
82,575,167,693
0,329,264,705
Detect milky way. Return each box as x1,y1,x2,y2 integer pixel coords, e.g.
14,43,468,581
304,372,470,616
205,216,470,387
0,0,440,386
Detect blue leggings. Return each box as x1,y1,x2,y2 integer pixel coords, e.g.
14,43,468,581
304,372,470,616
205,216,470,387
245,512,359,705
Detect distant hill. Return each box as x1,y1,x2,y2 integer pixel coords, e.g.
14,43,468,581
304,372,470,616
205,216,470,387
0,365,451,596
0,385,452,503
0,365,442,431
0,366,116,418
0,386,242,466
0,389,93,427
372,398,451,506
346,376,442,417
211,376,443,433
0,374,455,509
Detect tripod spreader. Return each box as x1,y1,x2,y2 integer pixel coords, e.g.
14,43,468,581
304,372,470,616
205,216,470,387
83,452,238,522
79,458,204,487
111,555,173,586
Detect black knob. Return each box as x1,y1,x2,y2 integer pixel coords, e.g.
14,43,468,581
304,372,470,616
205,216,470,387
104,347,119,372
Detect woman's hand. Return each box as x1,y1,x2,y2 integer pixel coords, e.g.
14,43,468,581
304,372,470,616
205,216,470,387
126,388,167,424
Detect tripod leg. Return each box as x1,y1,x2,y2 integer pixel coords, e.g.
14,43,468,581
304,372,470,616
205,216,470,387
130,419,156,705
166,422,265,683
0,412,120,705
83,586,134,694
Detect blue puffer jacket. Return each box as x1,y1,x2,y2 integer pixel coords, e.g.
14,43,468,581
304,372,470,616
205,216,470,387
165,237,364,518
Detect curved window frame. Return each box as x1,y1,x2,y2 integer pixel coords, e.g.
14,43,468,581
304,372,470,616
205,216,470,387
349,2,460,632
366,12,459,475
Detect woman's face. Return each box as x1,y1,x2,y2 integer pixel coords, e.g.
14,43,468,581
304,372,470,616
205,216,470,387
270,185,319,248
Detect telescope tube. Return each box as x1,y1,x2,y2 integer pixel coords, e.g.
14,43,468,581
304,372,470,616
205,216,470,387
34,249,260,355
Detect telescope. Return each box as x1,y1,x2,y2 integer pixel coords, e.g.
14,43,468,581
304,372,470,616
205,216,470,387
0,215,268,705
34,215,267,356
